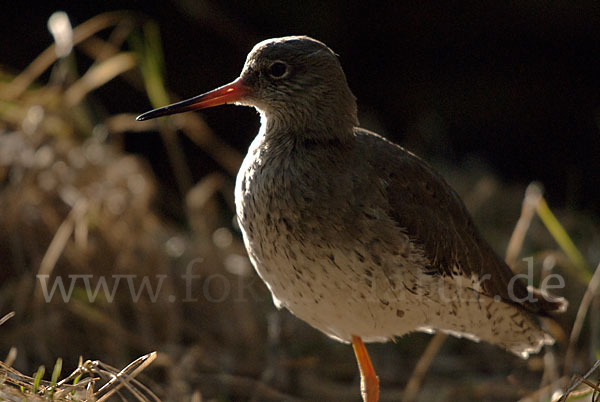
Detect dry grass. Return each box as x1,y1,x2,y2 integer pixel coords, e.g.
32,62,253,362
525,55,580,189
0,11,598,401
0,333,158,402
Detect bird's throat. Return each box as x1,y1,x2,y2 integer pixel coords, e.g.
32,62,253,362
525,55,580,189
260,109,356,145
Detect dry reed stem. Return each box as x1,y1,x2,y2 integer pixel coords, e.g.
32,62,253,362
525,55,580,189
5,11,136,100
34,198,88,304
401,332,447,402
0,311,15,327
505,183,542,268
564,263,600,376
95,351,159,402
558,360,600,401
64,52,137,107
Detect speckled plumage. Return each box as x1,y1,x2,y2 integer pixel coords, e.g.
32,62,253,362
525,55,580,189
138,36,566,359
232,36,565,358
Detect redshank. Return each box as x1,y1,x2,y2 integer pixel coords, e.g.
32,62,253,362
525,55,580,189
138,36,566,402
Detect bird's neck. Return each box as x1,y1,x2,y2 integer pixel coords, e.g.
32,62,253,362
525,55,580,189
259,109,356,146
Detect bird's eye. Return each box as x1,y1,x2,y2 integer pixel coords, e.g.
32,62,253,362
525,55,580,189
268,61,288,79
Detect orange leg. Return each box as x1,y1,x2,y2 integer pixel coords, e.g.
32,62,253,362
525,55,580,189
351,335,379,402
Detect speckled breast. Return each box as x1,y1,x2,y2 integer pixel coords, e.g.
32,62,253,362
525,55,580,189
233,137,429,342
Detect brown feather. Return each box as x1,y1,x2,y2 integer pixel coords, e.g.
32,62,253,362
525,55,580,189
356,128,566,315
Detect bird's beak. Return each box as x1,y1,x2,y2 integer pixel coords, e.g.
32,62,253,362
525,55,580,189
136,78,250,121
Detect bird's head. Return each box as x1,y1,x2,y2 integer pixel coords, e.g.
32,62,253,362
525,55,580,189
137,36,358,140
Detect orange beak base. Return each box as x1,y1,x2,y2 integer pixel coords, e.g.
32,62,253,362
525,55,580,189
136,78,250,121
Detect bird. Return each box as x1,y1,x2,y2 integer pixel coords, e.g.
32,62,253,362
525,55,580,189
137,36,567,402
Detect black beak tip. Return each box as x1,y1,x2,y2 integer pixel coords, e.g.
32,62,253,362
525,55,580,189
136,113,149,121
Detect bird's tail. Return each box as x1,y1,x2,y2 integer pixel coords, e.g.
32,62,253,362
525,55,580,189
523,286,568,315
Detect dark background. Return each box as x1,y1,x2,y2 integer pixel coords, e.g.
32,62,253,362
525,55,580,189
2,2,598,399
3,0,600,214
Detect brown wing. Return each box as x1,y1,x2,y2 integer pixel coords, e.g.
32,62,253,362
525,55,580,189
357,129,565,314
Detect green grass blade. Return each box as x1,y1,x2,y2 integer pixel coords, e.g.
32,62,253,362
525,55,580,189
130,21,170,109
50,358,62,386
536,197,592,283
47,357,63,397
32,365,45,393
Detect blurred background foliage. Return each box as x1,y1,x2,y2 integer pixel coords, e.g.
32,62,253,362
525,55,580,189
0,2,599,401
